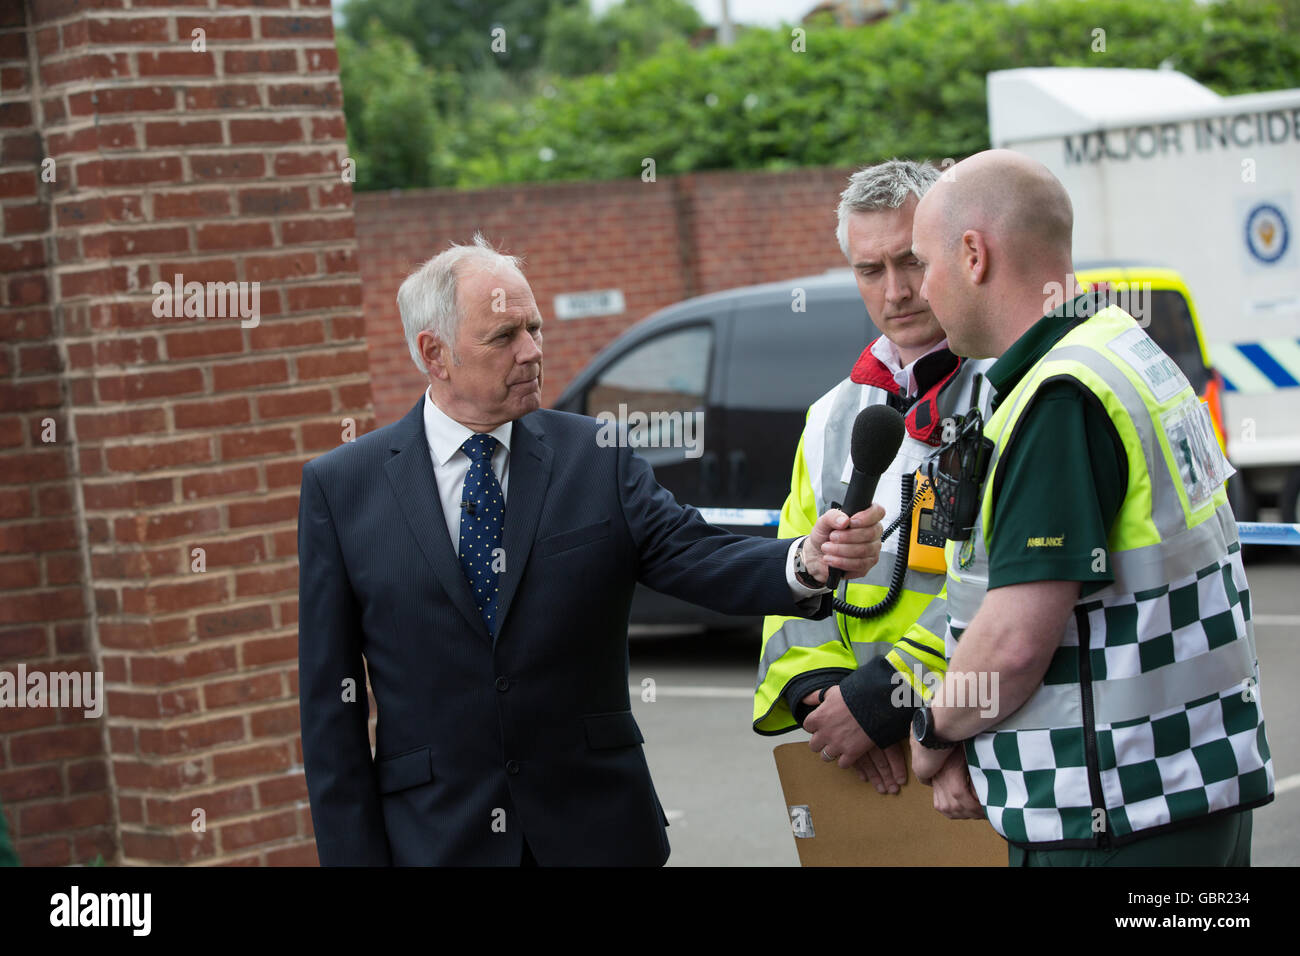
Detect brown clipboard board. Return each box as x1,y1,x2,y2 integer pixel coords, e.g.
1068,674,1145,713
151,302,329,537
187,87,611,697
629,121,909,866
773,741,1007,866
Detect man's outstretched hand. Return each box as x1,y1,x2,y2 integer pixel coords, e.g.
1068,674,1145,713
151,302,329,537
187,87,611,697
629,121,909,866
802,504,885,584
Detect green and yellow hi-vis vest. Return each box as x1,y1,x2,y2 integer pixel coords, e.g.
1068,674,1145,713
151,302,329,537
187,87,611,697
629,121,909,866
945,304,1274,848
753,359,992,734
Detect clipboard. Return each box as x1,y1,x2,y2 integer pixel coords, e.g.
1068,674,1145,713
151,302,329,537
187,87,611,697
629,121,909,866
773,741,1007,866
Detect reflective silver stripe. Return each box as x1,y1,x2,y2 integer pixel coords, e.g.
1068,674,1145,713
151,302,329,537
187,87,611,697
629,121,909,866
756,616,842,685
982,350,1044,474
818,381,866,512
1233,550,1260,663
1042,344,1189,532
1243,609,1258,666
1093,637,1255,725
848,639,894,667
945,522,990,626
990,638,1255,731
944,358,997,420
1103,502,1239,595
912,590,949,638
849,559,948,595
989,680,1081,731
945,566,987,623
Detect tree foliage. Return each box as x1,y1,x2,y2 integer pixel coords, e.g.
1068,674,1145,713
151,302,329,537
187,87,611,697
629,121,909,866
337,0,1300,191
542,0,705,76
339,0,577,75
337,25,448,190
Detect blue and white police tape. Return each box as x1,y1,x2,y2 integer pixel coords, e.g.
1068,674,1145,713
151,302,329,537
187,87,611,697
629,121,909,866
1236,522,1300,546
699,508,1300,547
696,508,781,527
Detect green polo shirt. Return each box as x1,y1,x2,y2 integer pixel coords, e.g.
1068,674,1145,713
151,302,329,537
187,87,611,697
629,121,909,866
985,294,1127,597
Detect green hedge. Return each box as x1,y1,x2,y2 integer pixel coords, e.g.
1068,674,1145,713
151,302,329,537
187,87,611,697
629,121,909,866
340,0,1300,190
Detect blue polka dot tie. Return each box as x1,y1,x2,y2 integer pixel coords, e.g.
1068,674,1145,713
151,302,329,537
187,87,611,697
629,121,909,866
458,434,505,634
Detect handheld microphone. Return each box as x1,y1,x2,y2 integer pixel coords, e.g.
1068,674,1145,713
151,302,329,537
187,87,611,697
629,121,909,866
824,404,906,590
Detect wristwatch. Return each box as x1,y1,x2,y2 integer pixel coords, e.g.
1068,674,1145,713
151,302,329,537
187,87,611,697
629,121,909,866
911,704,956,750
792,536,823,589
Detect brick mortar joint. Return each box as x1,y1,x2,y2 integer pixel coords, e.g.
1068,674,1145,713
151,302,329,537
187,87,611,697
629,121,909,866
108,701,301,734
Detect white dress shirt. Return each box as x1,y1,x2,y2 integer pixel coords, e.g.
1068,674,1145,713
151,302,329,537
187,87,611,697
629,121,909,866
423,387,826,603
869,335,950,397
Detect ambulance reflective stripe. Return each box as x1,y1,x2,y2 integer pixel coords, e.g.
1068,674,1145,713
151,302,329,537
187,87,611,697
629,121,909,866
1106,501,1243,594
945,305,1273,847
944,562,988,632
754,361,992,734
992,637,1256,731
1211,339,1300,392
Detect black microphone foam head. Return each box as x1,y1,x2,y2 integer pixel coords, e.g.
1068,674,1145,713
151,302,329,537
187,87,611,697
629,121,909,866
850,404,906,474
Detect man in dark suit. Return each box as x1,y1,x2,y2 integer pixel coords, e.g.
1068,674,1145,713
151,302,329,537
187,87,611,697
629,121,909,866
298,234,885,866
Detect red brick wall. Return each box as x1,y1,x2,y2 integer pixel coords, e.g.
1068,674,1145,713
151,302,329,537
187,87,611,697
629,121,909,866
354,166,857,425
0,1,111,867
1,0,367,865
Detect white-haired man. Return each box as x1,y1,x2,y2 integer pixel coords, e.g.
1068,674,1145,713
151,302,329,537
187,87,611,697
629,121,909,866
753,160,992,820
297,234,886,866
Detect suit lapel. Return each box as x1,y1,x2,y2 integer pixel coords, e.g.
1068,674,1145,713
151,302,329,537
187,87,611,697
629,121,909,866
384,399,491,643
494,412,553,642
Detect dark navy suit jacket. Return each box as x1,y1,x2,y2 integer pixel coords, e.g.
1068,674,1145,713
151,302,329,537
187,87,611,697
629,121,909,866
297,397,832,865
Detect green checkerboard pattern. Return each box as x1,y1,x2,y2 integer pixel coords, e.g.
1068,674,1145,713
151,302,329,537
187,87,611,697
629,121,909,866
963,549,1273,845
1084,544,1251,683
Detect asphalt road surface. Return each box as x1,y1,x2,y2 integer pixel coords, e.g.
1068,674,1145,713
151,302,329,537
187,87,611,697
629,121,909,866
628,555,1300,867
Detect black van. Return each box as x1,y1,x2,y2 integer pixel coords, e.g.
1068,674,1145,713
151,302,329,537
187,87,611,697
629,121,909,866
552,261,1222,630
553,269,877,630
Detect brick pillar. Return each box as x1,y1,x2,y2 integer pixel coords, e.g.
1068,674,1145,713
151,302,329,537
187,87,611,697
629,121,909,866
0,1,113,868
1,0,371,865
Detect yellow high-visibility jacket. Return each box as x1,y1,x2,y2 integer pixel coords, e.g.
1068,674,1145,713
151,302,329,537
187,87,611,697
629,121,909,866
753,344,993,743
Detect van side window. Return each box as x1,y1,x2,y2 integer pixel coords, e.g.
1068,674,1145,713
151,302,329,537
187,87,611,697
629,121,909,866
725,297,874,409
584,324,712,462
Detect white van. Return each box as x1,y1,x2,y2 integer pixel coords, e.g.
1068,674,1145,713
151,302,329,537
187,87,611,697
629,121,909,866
988,67,1300,524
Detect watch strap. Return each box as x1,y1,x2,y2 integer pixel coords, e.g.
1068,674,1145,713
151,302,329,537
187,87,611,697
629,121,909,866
793,536,823,589
914,705,957,749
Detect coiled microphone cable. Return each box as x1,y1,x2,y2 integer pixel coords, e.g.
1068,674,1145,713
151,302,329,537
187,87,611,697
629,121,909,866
831,473,931,619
